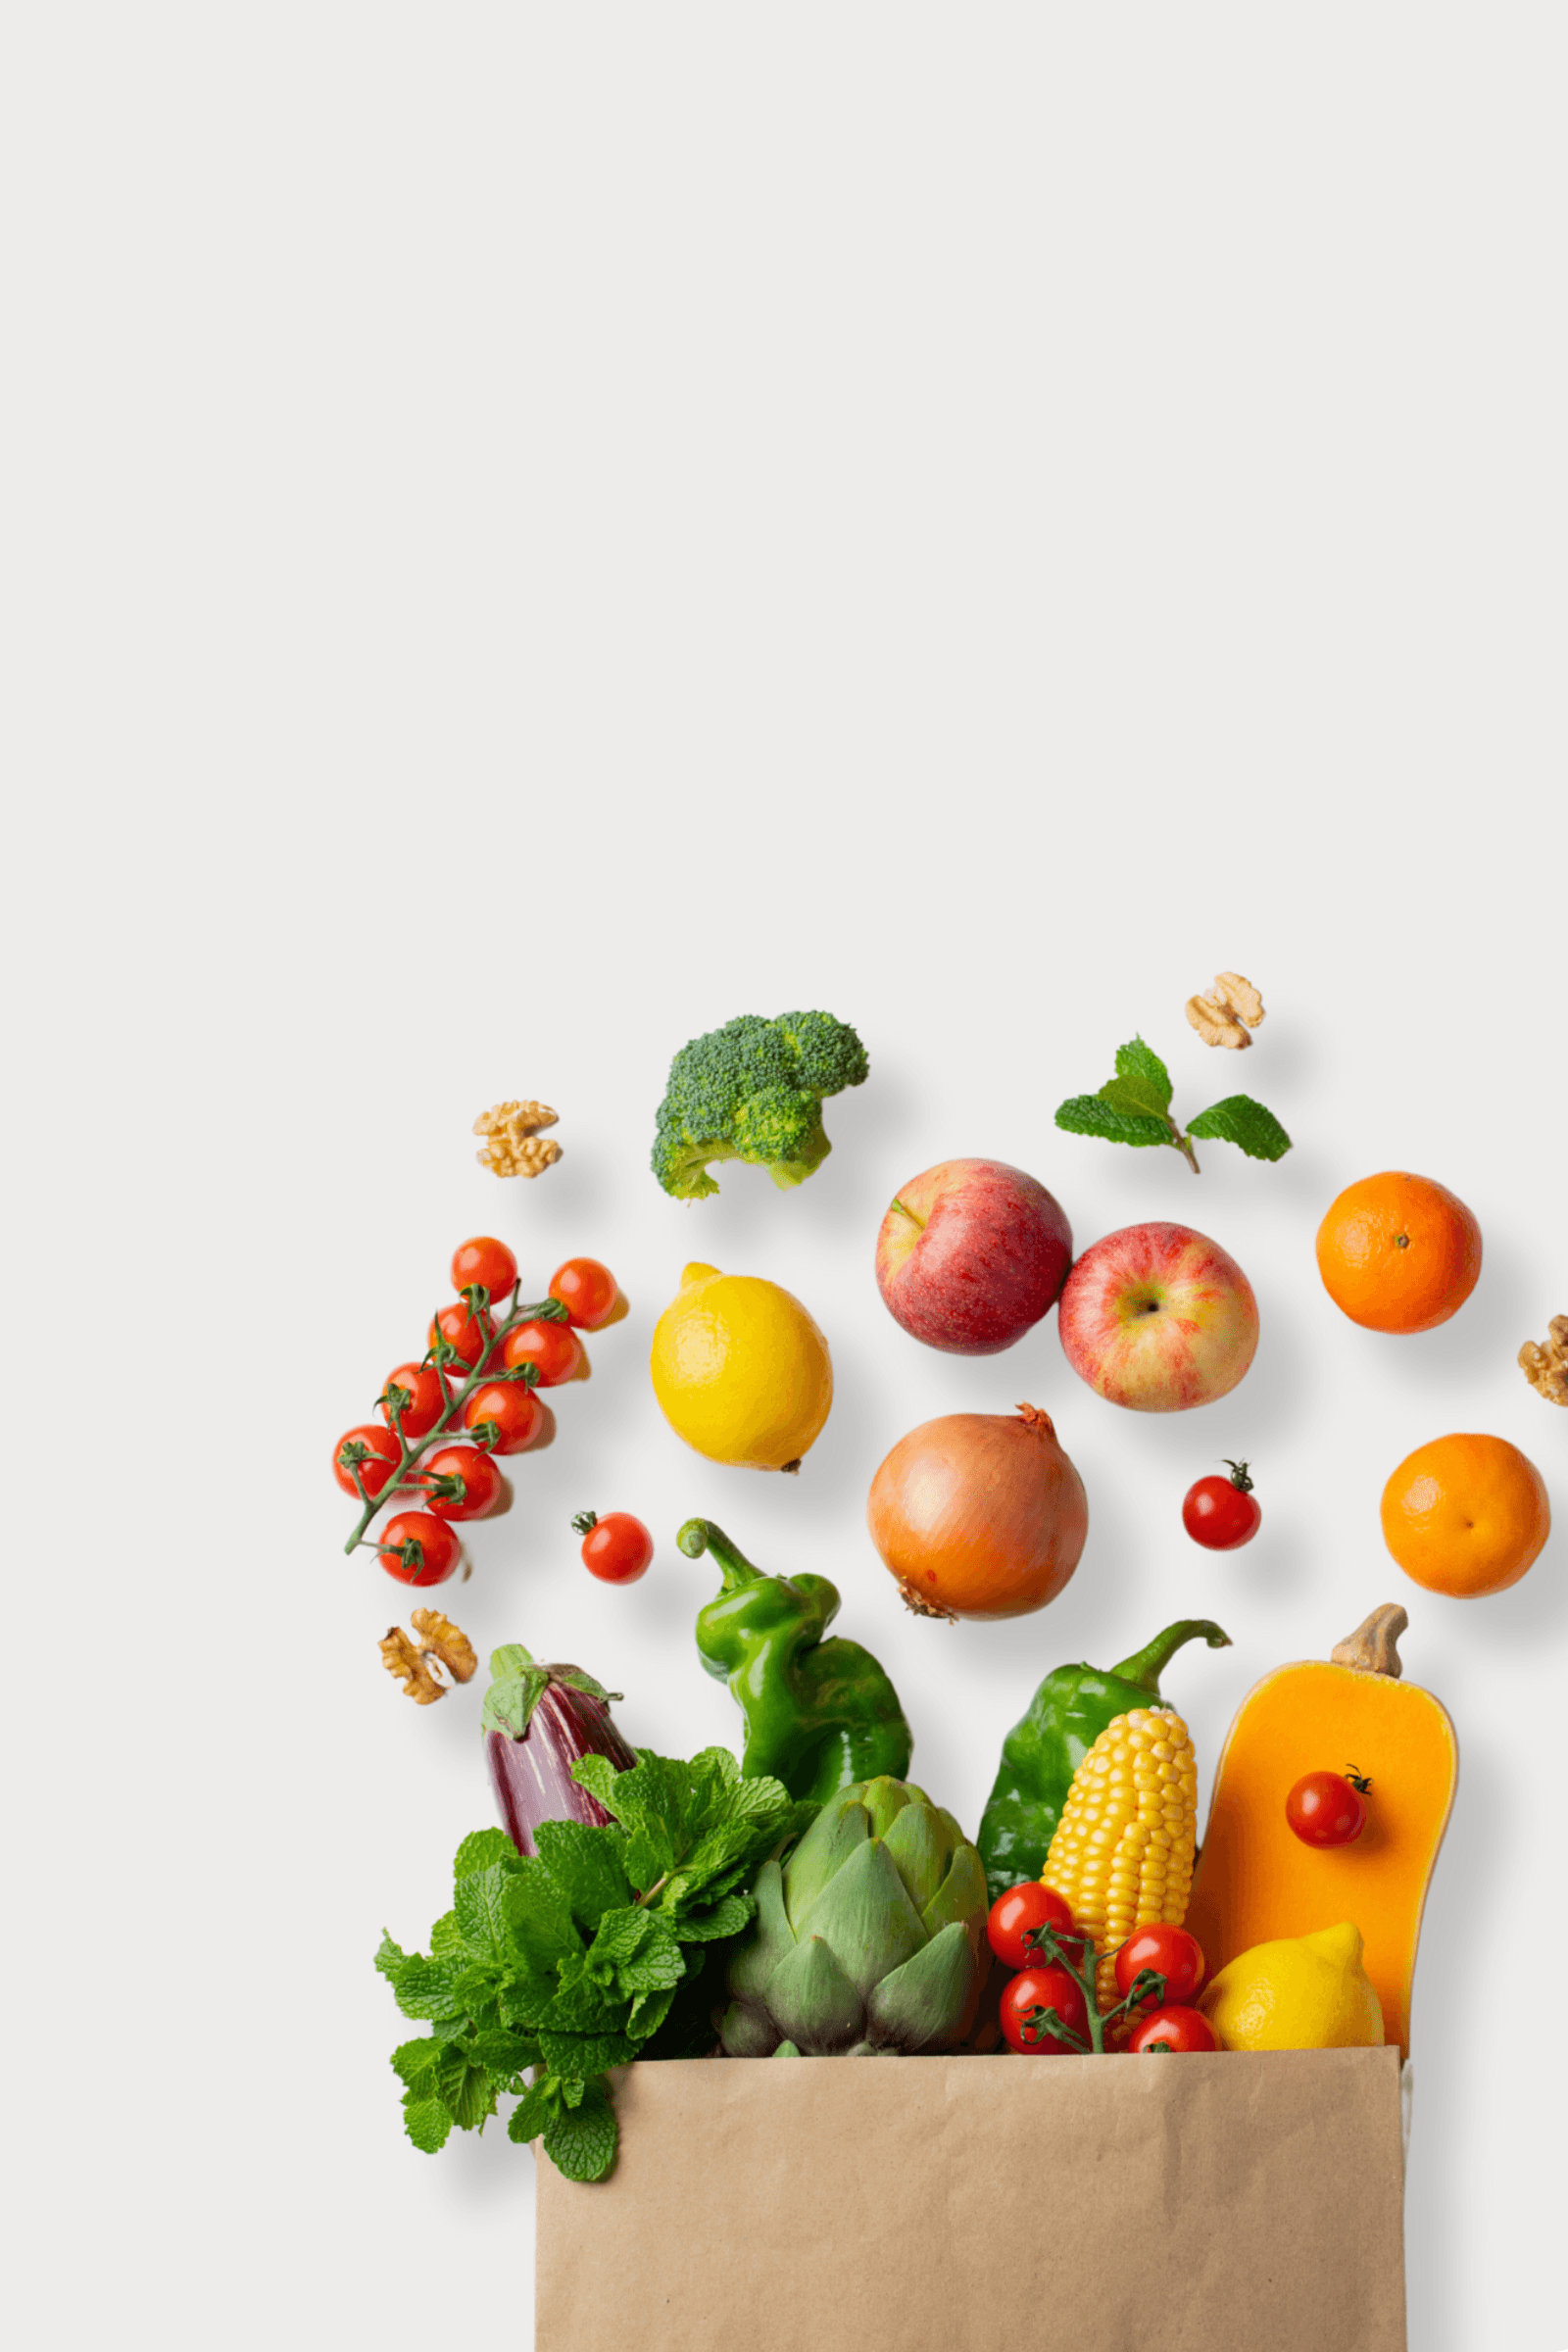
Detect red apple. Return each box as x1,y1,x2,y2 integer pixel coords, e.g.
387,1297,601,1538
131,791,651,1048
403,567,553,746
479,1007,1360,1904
1057,1222,1258,1410
875,1159,1073,1355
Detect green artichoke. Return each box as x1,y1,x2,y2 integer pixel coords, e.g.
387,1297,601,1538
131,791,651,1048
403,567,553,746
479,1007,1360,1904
719,1777,989,2058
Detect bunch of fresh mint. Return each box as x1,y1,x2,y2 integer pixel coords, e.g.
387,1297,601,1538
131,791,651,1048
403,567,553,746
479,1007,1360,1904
1055,1036,1291,1174
375,1746,813,2181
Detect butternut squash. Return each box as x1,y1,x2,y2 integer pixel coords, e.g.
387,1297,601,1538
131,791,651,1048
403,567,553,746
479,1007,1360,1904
1185,1605,1456,2057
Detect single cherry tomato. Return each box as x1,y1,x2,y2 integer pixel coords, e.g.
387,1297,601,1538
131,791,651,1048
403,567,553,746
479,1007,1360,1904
1182,1459,1261,1550
451,1236,518,1300
549,1257,619,1330
573,1510,654,1585
1286,1766,1372,1846
1114,1924,1205,2006
986,1884,1085,1973
419,1445,503,1521
375,1510,461,1586
1129,2004,1218,2055
501,1318,584,1388
379,1362,450,1442
999,1964,1090,2055
428,1300,495,1372
464,1380,545,1454
332,1424,403,1500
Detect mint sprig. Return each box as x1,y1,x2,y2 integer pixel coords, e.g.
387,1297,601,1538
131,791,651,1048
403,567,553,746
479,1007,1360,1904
1055,1037,1291,1173
375,1746,812,2182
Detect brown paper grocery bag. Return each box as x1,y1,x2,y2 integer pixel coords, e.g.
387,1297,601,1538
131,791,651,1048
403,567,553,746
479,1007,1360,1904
537,2046,1405,2352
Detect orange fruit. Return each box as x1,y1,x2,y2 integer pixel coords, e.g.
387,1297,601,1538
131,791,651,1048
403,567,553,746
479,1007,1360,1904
1315,1171,1481,1333
1381,1433,1550,1597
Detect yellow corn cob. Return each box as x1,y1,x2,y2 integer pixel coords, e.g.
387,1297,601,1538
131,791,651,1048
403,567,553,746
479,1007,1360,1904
1043,1706,1199,2012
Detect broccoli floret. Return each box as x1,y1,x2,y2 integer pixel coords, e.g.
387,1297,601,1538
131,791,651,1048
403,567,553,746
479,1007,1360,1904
652,1011,870,1200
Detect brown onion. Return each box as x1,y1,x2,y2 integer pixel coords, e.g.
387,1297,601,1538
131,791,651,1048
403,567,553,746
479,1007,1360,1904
866,1402,1089,1621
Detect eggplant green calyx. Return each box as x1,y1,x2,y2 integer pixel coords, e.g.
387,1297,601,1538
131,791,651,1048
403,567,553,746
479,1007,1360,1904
480,1642,623,1740
683,1518,913,1804
976,1619,1231,1906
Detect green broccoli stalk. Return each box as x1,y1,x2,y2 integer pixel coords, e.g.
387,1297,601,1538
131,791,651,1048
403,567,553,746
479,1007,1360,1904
652,1012,869,1200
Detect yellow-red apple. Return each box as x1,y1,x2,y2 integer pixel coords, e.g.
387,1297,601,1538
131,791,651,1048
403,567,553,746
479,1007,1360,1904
875,1159,1073,1355
1057,1222,1258,1409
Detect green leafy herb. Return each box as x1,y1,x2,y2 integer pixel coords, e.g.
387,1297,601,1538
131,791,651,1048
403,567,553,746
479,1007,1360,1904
1055,1037,1291,1173
375,1746,813,2182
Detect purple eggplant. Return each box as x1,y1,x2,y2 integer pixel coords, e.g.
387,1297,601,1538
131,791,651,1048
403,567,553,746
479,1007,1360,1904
480,1642,637,1857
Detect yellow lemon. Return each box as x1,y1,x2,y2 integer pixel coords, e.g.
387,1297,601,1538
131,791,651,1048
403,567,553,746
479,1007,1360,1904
650,1262,832,1470
1200,1921,1384,2052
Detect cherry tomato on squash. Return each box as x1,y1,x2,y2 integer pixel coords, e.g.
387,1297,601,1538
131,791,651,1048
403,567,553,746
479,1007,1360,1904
986,1884,1084,1973
375,1510,461,1586
1182,1460,1261,1550
1129,2005,1217,2055
549,1257,618,1330
333,1424,403,1500
379,1362,450,1442
451,1236,518,1299
1286,1767,1371,1847
574,1510,653,1585
419,1445,503,1521
1000,1964,1089,2054
1114,1924,1205,2006
502,1318,584,1388
464,1381,544,1454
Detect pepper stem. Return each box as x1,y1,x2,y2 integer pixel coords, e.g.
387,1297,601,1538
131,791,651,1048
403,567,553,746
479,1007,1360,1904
1108,1618,1233,1692
676,1518,764,1592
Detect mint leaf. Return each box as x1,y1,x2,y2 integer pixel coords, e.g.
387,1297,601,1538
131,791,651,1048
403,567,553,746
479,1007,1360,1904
508,2080,558,2144
626,1984,677,2040
536,2024,640,2077
503,1862,582,1972
470,2029,535,2082
541,1963,631,2034
1099,1075,1174,1124
385,1956,465,2023
403,2093,453,2154
390,2036,439,2096
1187,1095,1293,1160
456,1864,515,1966
668,1891,754,1941
1114,1036,1173,1109
541,2079,617,2182
429,1910,466,1959
534,1820,633,1933
434,2049,498,2132
1054,1094,1173,1149
455,1828,518,1882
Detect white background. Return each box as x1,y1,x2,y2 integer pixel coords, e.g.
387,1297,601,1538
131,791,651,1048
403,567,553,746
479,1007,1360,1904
6,9,1566,2349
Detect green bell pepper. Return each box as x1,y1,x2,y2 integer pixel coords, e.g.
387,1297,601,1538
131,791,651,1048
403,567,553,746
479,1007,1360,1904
977,1618,1231,1904
679,1518,913,1804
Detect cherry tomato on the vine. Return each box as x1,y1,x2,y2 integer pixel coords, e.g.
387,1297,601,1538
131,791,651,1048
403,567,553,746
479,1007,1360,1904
464,1381,545,1455
986,1884,1084,1974
999,1964,1089,2055
502,1318,584,1388
549,1257,619,1330
379,1362,449,1442
375,1510,461,1586
573,1510,653,1585
450,1236,517,1300
1182,1460,1261,1550
1129,2005,1217,2055
333,1424,403,1500
419,1445,503,1522
429,1301,494,1371
1114,1924,1205,2007
1286,1767,1371,1847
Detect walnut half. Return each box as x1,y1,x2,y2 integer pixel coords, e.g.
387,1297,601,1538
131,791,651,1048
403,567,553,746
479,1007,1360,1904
474,1100,563,1178
1186,971,1266,1049
380,1609,480,1704
1519,1315,1568,1405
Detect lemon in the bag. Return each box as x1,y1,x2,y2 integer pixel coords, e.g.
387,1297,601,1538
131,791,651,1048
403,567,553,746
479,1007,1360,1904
651,1262,832,1470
